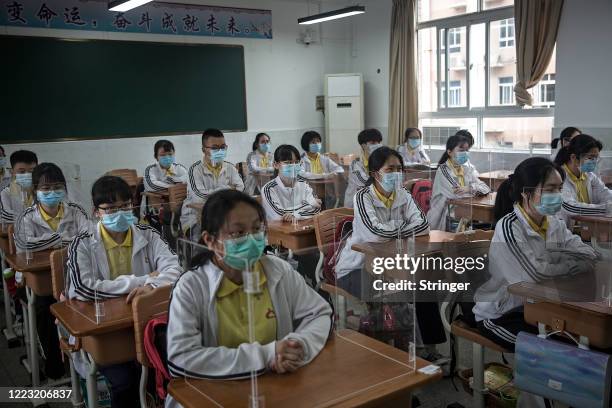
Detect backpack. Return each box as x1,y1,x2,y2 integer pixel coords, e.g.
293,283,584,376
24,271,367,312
411,179,432,215
322,215,354,284
143,313,170,400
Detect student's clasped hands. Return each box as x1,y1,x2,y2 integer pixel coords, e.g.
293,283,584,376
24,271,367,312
269,339,304,374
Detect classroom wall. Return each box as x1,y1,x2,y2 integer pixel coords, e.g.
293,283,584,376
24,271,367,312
554,0,612,146
1,0,353,203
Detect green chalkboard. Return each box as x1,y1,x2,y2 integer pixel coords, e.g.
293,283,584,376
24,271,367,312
0,36,247,142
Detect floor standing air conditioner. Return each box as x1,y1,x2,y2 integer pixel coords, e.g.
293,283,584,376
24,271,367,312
325,73,364,156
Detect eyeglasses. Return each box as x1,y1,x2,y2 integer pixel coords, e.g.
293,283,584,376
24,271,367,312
223,226,267,243
203,144,228,150
97,202,133,214
37,184,66,192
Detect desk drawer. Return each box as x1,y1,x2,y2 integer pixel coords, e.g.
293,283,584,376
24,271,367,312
524,302,612,349
82,328,136,366
23,271,52,297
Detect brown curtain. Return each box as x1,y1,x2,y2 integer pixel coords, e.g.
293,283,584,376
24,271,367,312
514,0,564,106
388,0,418,147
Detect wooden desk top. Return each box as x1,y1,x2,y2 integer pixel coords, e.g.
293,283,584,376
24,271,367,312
508,269,612,316
573,215,612,225
304,176,336,184
449,192,496,208
267,219,315,236
50,296,134,337
168,329,441,408
4,249,53,273
479,170,513,179
352,230,456,257
142,190,169,198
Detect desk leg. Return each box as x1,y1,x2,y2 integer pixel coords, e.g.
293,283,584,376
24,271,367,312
1,255,19,347
139,365,148,408
68,357,84,406
472,343,486,408
21,298,32,375
26,286,40,386
83,351,99,408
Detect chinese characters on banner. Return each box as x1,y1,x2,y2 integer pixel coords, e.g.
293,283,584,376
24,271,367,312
1,0,272,39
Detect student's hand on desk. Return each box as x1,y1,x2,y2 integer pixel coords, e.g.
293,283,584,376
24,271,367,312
453,186,471,195
126,285,154,304
282,213,296,223
270,339,304,374
314,198,323,208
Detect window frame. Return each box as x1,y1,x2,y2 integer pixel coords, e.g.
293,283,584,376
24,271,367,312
498,76,514,105
498,17,515,48
417,2,555,153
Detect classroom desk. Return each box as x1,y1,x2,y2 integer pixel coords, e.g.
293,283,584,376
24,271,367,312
168,329,442,408
449,192,496,224
5,249,54,386
305,175,342,203
478,170,513,191
573,215,612,243
267,219,317,253
508,267,612,349
404,164,437,183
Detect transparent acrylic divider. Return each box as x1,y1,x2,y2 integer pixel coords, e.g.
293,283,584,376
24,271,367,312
59,162,86,209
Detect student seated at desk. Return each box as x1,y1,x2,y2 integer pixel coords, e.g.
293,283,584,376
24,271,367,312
397,127,430,165
143,139,187,192
165,190,332,408
261,144,322,222
180,128,244,237
428,134,490,231
550,126,581,161
0,145,10,190
474,157,596,351
244,132,274,195
553,134,612,224
344,128,383,209
67,176,182,408
14,163,90,380
0,150,38,224
299,130,344,179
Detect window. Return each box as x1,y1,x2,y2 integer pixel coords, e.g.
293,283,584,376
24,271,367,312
499,18,515,48
417,0,554,152
498,76,514,105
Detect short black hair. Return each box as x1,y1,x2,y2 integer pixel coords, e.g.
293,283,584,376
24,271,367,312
202,128,224,145
32,163,66,191
455,130,474,147
274,144,300,163
404,128,423,142
154,140,175,158
10,150,38,168
357,129,383,145
252,133,270,151
300,131,322,151
91,176,132,208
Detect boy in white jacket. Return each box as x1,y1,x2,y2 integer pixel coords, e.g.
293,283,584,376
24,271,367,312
553,134,612,225
299,130,344,179
344,129,384,208
244,132,274,195
0,146,11,191
143,139,187,192
0,150,38,224
181,128,244,236
428,134,490,231
261,144,322,222
165,190,332,408
67,175,182,408
397,127,431,166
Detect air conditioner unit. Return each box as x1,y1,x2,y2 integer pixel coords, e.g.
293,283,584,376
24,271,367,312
324,73,364,156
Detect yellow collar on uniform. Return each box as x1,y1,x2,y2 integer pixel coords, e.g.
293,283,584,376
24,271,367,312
373,185,395,209
518,205,548,239
259,152,269,168
217,261,267,298
307,153,323,174
40,204,64,231
100,224,132,249
206,160,222,178
447,160,465,186
361,154,369,170
164,166,175,177
563,164,589,203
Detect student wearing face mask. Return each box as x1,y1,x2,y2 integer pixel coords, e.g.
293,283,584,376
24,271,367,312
428,134,490,231
181,128,244,238
550,126,581,161
261,145,322,222
13,163,90,380
165,190,332,408
299,131,344,179
67,175,182,407
474,157,596,352
0,146,10,190
244,132,274,195
344,129,384,208
0,150,38,224
143,140,187,192
397,128,431,166
553,134,612,226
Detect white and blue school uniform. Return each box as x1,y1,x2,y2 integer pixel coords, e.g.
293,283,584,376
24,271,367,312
261,176,321,221
143,162,188,192
559,167,612,226
244,150,273,195
299,153,344,179
344,158,369,209
397,143,431,165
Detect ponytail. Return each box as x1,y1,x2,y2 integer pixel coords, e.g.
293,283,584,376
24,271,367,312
550,138,560,149
494,177,515,223
553,146,571,165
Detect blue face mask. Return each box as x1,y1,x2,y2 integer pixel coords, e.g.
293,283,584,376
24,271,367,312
15,173,32,188
0,157,6,168
210,149,227,165
379,171,402,193
309,143,322,154
535,192,563,216
159,155,175,169
367,143,383,155
37,190,65,207
454,151,469,165
408,139,421,149
580,159,597,174
101,210,136,233
222,232,267,271
280,163,301,179
259,143,270,153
